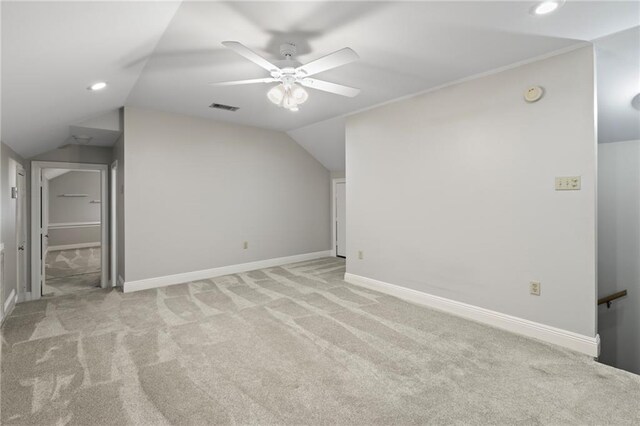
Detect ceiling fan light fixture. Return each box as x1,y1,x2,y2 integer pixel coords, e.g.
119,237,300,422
268,83,308,111
217,41,360,113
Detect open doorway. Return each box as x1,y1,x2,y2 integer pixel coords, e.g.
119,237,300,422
31,162,109,299
332,178,346,258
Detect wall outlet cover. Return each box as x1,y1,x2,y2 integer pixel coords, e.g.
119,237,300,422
530,281,541,296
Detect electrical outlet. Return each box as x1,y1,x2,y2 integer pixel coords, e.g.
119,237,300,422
530,281,541,296
358,250,364,260
243,241,248,250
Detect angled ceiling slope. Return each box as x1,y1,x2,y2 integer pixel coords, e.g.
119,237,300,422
596,26,640,144
1,1,181,158
2,1,640,163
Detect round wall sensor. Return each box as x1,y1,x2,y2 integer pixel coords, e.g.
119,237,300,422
632,93,640,111
524,86,544,103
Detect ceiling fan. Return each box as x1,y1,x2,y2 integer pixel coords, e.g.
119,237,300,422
211,41,361,112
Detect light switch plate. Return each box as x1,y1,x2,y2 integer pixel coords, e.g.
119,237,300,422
555,176,581,191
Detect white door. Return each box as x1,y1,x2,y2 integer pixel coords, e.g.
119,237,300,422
16,169,27,296
335,182,346,258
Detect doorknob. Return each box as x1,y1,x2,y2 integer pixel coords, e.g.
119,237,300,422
18,245,24,251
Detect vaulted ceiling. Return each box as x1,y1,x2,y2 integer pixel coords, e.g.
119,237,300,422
2,1,639,167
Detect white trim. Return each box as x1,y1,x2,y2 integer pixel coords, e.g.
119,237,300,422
110,160,118,290
124,250,332,293
4,289,16,311
344,273,600,357
48,221,101,229
17,292,32,304
331,178,346,258
118,275,125,287
31,161,110,300
3,289,16,319
48,242,101,252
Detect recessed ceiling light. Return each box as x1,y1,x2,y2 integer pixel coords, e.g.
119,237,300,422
532,1,562,15
88,81,107,91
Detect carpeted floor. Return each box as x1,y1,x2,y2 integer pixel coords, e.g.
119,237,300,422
44,248,101,296
2,257,640,425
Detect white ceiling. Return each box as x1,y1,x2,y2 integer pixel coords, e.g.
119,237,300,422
287,116,346,171
2,1,639,165
1,1,181,158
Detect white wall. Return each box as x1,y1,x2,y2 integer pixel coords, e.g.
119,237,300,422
598,139,640,374
48,171,101,223
123,107,330,282
346,46,597,337
1,143,27,303
47,170,101,248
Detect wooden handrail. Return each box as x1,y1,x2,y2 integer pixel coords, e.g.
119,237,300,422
598,290,628,308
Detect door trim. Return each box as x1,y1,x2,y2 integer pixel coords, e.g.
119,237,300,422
16,166,27,299
110,160,118,287
331,178,346,258
30,161,109,300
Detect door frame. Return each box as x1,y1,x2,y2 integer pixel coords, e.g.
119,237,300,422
16,166,27,299
110,160,118,286
331,178,346,258
30,161,109,300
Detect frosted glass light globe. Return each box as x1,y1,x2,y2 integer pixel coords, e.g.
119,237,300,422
267,85,285,105
291,85,309,104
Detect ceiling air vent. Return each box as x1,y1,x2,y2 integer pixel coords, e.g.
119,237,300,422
209,102,239,112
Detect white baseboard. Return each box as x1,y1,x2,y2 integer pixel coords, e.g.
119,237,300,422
344,273,600,357
2,289,17,323
48,242,101,251
124,250,332,293
17,291,32,304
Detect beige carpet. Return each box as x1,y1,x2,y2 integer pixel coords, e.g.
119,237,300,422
44,248,101,296
2,257,639,425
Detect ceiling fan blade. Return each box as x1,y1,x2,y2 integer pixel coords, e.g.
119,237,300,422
300,78,360,97
209,78,277,86
221,41,280,72
296,48,359,77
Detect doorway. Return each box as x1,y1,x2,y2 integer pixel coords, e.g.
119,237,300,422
332,178,346,258
31,162,109,299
